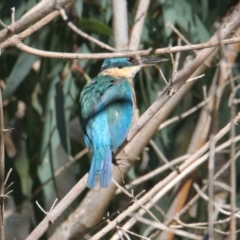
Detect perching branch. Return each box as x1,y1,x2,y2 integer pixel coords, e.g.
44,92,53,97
91,113,240,239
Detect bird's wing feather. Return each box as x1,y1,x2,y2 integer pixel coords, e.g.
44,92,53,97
80,74,134,188
101,78,133,151
80,74,114,146
80,75,115,188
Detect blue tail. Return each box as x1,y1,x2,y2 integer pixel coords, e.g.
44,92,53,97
87,146,112,188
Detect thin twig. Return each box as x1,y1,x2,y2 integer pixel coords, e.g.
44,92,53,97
174,38,181,73
137,216,202,240
4,168,12,186
59,8,115,51
166,22,197,55
3,36,240,59
0,88,4,240
26,174,87,240
11,8,15,31
174,150,240,222
116,225,150,240
92,115,240,239
186,74,205,82
158,67,169,85
129,0,150,50
159,94,210,130
5,148,88,219
229,67,236,240
115,155,189,194
0,0,75,43
208,136,215,240
149,140,175,171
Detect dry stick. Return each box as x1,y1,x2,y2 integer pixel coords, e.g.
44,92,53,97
18,11,60,40
208,136,215,240
173,149,240,221
128,0,150,50
158,80,228,130
25,174,87,240
0,10,61,51
113,11,240,240
160,69,225,240
112,136,240,240
207,61,219,240
174,38,181,74
193,183,240,218
116,226,150,240
175,211,240,235
229,75,237,239
166,22,195,50
160,24,240,238
5,148,88,219
149,139,176,171
3,36,240,59
127,48,225,141
136,216,202,240
115,34,240,240
0,89,4,240
59,8,115,51
92,113,240,239
0,0,75,43
115,155,188,193
112,0,128,50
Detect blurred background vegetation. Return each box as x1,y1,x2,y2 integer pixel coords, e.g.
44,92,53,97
1,0,240,239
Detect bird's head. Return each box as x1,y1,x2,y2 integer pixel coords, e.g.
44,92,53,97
100,56,168,79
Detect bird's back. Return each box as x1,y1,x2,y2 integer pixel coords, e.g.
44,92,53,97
80,74,134,188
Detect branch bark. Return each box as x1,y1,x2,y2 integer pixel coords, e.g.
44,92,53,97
129,0,150,50
91,113,240,239
112,0,129,50
0,0,75,43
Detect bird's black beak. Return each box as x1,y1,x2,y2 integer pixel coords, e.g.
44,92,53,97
132,57,168,67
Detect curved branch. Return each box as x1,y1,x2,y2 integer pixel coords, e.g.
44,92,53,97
3,35,240,59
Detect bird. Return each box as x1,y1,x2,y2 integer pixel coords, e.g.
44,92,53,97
80,55,167,189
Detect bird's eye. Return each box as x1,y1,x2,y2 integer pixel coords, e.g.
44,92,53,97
127,57,134,63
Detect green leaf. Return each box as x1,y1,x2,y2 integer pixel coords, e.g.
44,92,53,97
78,18,113,37
40,76,60,160
162,6,176,37
174,0,193,31
3,53,38,99
75,0,83,18
195,15,209,42
55,81,70,154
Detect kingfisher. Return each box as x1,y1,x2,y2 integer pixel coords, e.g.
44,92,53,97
80,55,167,188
